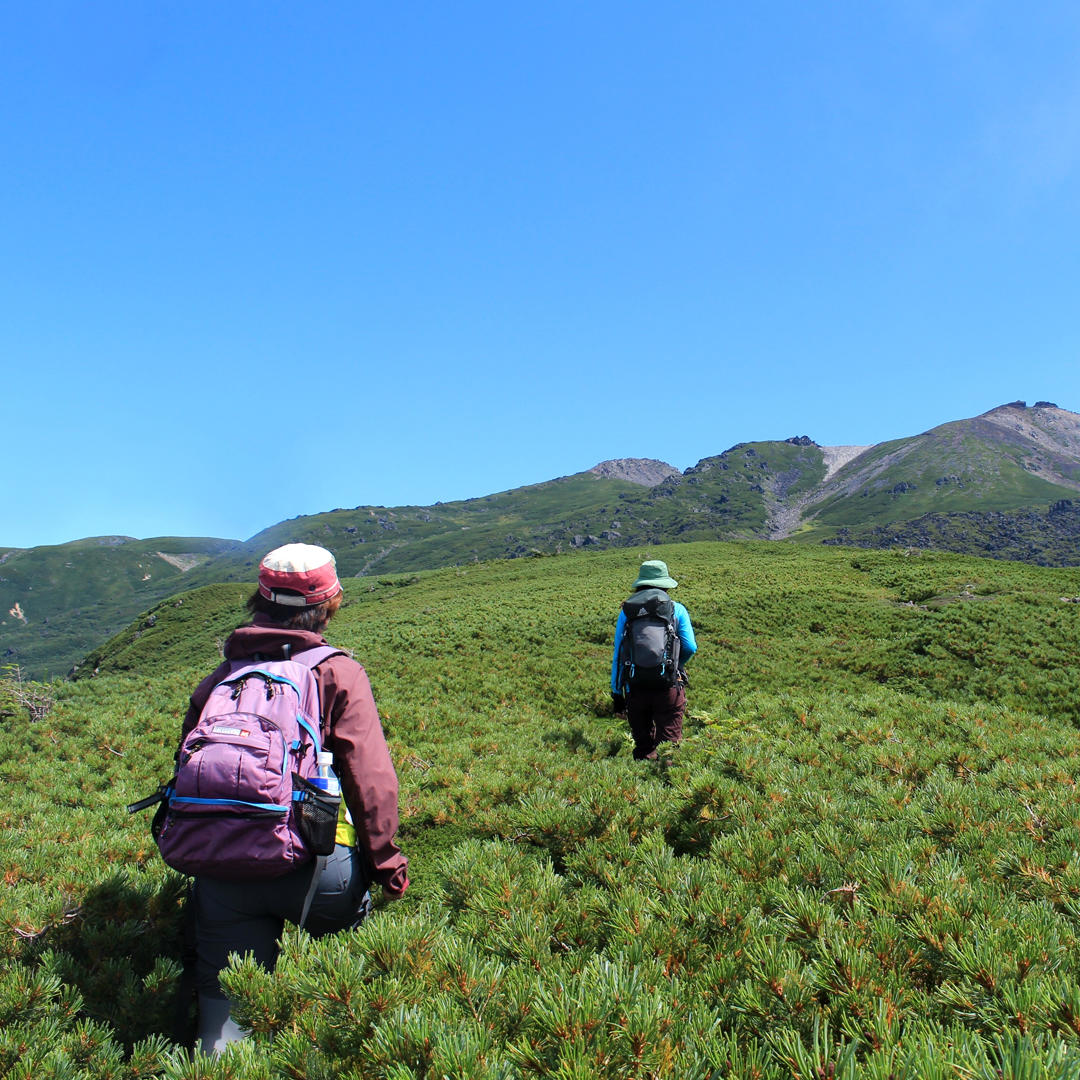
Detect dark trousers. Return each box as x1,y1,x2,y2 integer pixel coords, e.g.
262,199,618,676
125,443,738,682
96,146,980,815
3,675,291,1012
193,844,371,998
627,684,686,759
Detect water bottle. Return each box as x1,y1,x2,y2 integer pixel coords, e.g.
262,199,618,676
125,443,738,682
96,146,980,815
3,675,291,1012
312,751,341,796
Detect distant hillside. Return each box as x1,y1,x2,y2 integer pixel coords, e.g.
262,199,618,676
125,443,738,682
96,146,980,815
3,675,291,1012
184,403,1080,580
5,401,1080,679
185,467,663,584
177,443,828,589
0,536,240,678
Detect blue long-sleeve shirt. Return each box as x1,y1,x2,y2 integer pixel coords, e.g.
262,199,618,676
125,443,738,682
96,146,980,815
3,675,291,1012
611,599,696,692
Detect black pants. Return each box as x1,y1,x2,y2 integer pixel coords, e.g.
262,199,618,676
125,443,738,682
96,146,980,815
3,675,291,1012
627,684,686,759
193,844,372,998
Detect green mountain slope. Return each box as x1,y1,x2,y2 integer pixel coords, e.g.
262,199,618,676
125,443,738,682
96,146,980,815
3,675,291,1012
0,536,240,678
175,440,827,590
5,401,1080,680
200,403,1078,581
822,498,1080,565
198,469,656,580
9,541,1080,1073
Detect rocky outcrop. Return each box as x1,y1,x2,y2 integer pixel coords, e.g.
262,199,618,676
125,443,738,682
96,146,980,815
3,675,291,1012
588,459,680,487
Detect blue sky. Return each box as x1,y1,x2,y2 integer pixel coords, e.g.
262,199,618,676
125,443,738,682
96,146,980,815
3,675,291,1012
4,2,1079,549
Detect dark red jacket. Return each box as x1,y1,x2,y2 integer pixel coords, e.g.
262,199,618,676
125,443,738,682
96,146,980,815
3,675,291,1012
182,616,409,896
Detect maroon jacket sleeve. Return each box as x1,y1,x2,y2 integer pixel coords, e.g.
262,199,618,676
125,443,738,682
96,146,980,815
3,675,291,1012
316,655,410,897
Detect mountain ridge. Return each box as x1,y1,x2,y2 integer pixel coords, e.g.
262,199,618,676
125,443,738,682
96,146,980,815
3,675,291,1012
4,400,1079,678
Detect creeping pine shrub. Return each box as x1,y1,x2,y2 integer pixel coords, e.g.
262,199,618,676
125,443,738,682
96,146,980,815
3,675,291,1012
0,959,172,1078
7,542,1080,1076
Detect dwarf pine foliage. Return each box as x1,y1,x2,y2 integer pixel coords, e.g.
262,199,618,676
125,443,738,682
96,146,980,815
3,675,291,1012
3,542,1080,1077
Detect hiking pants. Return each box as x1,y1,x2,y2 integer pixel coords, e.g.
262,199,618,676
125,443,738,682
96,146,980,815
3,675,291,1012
627,684,686,760
193,843,372,1050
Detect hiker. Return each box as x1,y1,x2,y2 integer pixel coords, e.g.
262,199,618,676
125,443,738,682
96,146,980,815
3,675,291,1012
611,559,697,760
177,544,409,1052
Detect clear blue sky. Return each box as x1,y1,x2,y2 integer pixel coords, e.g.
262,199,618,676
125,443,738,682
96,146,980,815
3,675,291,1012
4,2,1079,549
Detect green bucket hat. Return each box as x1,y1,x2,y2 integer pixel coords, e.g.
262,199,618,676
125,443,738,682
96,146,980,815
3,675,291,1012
632,560,678,590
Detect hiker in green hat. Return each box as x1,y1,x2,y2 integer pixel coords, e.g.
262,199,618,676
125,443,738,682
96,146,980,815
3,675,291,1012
611,560,697,759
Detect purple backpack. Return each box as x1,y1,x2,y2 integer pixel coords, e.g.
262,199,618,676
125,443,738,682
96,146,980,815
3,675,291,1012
154,646,341,881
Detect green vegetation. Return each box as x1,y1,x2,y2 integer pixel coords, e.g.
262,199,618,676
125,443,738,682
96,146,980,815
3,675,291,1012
0,664,55,723
822,500,1080,567
0,537,240,679
238,472,649,572
614,441,827,544
4,541,1080,1076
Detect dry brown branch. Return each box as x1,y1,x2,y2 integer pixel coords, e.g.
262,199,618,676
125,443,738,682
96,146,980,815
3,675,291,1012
1,664,55,723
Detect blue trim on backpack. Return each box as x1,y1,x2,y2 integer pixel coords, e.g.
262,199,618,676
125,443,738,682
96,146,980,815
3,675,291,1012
170,796,289,813
296,713,321,753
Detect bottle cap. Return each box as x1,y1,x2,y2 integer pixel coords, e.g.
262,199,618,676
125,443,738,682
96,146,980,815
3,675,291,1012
317,751,333,765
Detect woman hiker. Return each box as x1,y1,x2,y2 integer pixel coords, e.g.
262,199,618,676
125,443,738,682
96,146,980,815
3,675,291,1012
178,543,409,1052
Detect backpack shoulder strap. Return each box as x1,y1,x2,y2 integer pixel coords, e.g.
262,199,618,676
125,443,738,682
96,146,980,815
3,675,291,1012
290,645,346,670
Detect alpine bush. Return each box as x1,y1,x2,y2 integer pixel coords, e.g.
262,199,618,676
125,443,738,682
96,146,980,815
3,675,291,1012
3,541,1080,1076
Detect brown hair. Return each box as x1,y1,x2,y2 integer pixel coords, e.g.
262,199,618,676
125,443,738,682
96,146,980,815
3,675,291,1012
246,590,343,634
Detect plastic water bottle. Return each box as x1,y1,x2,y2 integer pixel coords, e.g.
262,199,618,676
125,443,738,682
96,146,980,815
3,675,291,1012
312,751,341,796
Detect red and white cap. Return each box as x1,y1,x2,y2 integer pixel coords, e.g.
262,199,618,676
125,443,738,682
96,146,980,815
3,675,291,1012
257,543,342,606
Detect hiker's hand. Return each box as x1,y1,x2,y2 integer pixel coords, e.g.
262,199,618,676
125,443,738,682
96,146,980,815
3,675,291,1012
611,692,627,715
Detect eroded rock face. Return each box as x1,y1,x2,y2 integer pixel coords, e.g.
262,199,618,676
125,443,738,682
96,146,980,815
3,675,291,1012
588,458,680,487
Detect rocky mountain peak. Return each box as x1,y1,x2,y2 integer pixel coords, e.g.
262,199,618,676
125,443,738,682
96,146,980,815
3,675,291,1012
588,458,680,487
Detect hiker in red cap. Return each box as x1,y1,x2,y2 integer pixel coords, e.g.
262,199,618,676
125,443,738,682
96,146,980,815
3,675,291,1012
179,543,409,1052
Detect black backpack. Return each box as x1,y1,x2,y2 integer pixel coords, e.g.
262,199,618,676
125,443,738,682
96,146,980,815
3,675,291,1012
618,588,681,692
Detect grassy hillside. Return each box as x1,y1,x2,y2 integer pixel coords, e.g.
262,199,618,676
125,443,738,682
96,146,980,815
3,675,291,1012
606,440,827,543
0,536,239,679
194,444,825,579
181,472,650,584
7,404,1080,681
5,542,1080,1077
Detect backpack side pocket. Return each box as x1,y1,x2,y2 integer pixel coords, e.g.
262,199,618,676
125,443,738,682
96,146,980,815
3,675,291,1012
292,773,340,855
